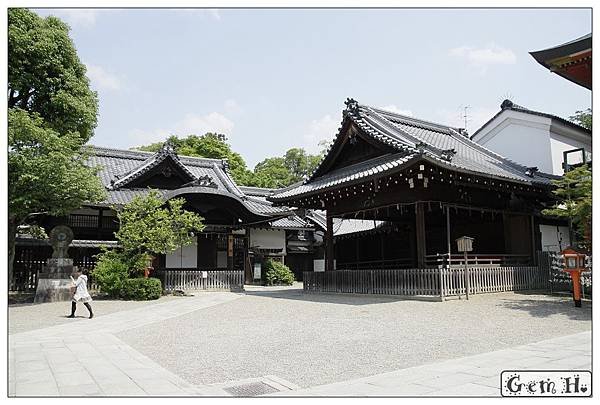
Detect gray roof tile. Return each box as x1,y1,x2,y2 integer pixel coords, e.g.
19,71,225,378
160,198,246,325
271,100,557,202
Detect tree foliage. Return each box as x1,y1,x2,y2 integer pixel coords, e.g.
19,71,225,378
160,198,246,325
8,109,105,222
114,190,206,259
569,108,592,131
542,165,592,249
94,191,205,297
135,134,253,185
8,8,98,142
135,134,327,189
8,9,103,282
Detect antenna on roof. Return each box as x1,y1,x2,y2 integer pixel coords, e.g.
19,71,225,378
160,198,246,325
462,105,470,132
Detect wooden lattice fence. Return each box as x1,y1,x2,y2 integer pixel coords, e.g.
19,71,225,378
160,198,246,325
304,266,548,300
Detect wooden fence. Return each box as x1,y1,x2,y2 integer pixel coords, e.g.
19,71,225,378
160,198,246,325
304,266,547,300
156,268,245,291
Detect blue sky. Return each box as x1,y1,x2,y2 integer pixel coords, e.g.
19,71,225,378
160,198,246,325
34,8,591,168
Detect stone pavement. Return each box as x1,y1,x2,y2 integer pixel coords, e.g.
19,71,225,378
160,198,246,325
9,292,243,396
271,331,591,397
9,290,592,397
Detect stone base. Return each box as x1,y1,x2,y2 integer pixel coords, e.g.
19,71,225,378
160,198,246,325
33,258,75,303
34,278,73,304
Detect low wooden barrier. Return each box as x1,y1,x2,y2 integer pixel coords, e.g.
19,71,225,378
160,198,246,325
156,268,245,291
304,266,548,300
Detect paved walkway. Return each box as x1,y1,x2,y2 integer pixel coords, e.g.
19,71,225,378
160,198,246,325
9,290,592,397
9,293,243,396
272,331,591,397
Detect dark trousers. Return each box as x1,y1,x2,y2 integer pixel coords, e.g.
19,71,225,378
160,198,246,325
70,301,93,316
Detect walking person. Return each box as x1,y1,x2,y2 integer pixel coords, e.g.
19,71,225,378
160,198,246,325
68,269,94,319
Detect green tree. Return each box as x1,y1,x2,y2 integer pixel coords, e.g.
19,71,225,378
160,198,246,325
94,191,205,297
542,165,592,250
114,190,205,261
8,9,98,141
8,9,104,282
569,108,592,130
251,157,295,188
135,134,253,185
284,148,322,181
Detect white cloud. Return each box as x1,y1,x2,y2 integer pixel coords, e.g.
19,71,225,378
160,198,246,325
85,63,121,91
449,44,516,72
380,105,413,116
436,106,499,135
173,112,234,135
303,114,340,154
129,112,235,145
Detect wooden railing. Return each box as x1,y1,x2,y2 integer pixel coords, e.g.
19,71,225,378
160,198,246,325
425,253,532,267
155,268,245,291
304,266,547,300
67,214,119,230
10,260,44,292
439,266,548,298
337,258,415,270
304,268,440,296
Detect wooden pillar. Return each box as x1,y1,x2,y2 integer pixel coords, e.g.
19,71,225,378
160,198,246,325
446,205,451,266
415,202,426,268
227,234,234,270
325,213,334,271
530,215,537,265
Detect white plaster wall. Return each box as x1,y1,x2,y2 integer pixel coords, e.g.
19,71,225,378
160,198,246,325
479,121,554,173
165,237,197,268
249,229,286,253
549,131,591,175
540,225,570,252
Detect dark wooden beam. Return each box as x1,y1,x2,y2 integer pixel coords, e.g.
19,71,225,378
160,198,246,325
446,205,451,260
415,202,426,268
326,213,334,271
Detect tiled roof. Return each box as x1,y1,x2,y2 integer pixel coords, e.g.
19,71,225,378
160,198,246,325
333,219,388,236
269,216,313,229
270,100,557,202
109,143,197,190
85,146,312,229
239,186,277,197
470,99,591,139
303,210,389,236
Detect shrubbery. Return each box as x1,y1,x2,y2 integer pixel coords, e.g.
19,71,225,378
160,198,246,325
92,250,154,299
120,277,162,300
264,259,295,286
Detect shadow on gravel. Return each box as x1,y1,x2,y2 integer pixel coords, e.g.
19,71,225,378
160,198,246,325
243,288,441,306
497,297,591,321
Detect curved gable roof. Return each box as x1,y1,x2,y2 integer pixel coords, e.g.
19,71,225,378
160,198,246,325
270,99,556,203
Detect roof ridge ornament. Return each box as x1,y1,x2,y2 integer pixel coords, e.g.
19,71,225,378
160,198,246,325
415,141,428,155
344,98,359,114
159,140,177,156
525,166,539,177
440,148,457,161
182,174,218,189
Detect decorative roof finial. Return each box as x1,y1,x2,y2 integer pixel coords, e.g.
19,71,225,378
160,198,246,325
415,141,428,155
501,99,514,109
525,166,539,177
160,139,176,155
440,148,457,161
344,98,359,114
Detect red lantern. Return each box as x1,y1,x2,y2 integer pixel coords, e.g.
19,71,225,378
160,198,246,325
561,247,588,307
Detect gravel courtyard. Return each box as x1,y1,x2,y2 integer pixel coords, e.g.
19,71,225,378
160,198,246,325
117,288,591,389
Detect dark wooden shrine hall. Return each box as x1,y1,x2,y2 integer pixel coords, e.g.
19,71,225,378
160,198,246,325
269,99,559,271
